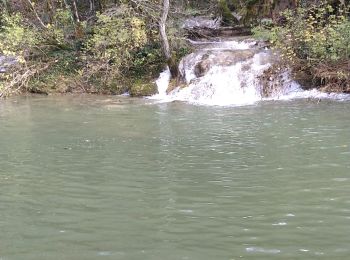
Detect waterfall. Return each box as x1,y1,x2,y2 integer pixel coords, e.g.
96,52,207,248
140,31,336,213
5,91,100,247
150,39,349,106
153,68,172,99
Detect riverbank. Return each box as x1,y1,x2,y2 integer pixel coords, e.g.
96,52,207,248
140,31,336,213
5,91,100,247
1,2,348,99
252,5,350,93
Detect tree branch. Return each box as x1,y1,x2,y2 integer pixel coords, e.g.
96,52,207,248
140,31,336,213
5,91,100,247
24,0,47,29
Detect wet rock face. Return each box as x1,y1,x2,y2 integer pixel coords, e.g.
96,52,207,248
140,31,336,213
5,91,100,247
182,16,221,30
194,49,256,77
194,54,211,77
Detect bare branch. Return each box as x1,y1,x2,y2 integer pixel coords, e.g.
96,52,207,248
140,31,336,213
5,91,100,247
23,0,47,29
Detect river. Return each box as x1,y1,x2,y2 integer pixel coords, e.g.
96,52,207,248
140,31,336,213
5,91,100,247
1,95,350,259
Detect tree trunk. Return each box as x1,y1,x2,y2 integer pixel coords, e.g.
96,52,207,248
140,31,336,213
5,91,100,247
96,0,103,11
159,0,179,78
72,0,80,22
89,0,95,13
160,0,170,60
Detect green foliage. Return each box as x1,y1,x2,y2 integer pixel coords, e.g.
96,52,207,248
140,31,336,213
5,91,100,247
82,5,150,93
275,5,350,63
253,4,350,90
218,0,276,26
251,24,277,42
218,0,236,24
46,8,77,49
166,18,193,62
131,44,163,78
28,50,81,93
0,0,202,96
253,5,350,62
0,7,84,96
0,8,78,59
83,4,168,94
0,12,38,61
85,5,147,73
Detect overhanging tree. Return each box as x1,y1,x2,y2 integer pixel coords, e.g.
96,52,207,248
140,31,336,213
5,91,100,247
159,0,179,78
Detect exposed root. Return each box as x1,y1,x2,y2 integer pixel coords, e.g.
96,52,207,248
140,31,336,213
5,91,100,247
313,60,350,93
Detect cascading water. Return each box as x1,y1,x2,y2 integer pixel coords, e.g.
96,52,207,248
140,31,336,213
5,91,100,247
151,38,349,106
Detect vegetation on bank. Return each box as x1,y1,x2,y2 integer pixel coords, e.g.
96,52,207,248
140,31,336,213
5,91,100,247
0,0,349,97
0,0,193,97
253,3,349,92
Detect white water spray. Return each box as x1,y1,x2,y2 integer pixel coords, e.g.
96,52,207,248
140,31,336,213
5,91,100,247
152,68,171,99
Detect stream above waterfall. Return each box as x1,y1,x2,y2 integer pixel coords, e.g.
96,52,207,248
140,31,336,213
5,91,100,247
151,38,350,106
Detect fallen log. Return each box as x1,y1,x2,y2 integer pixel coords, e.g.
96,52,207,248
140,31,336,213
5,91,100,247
185,26,251,39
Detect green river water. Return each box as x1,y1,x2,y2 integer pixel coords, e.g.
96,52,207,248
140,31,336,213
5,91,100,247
1,96,350,259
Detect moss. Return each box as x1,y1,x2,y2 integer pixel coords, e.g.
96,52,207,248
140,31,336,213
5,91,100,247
218,0,237,24
166,78,187,94
229,0,241,9
129,80,158,97
29,75,76,94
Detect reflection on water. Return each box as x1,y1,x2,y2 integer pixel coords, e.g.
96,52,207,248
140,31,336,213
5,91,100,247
1,96,350,259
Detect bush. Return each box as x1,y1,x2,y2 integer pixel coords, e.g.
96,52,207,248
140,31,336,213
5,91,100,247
0,8,84,96
0,12,39,62
1,2,190,97
82,4,163,94
253,4,350,92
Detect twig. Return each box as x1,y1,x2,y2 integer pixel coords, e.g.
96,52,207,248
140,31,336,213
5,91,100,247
0,62,54,97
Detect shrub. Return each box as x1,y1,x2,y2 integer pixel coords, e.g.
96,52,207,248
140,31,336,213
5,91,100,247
83,5,148,92
253,4,350,92
0,12,39,62
0,8,84,96
82,4,168,94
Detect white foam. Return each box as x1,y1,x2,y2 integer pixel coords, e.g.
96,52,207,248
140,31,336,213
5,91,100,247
148,67,171,101
246,247,281,254
187,39,254,50
168,53,269,106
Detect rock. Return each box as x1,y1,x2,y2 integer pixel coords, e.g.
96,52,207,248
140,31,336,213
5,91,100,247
232,12,242,22
129,81,158,97
166,79,187,94
182,16,221,30
194,49,256,77
255,40,270,49
194,54,211,77
0,56,17,73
